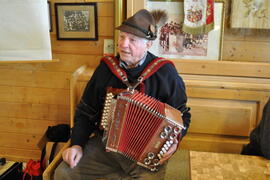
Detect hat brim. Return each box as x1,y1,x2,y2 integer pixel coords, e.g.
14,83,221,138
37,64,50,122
116,24,148,39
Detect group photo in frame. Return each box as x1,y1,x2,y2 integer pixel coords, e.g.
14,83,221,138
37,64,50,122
126,0,225,60
55,2,98,40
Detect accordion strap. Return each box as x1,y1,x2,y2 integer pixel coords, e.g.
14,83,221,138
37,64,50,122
101,55,174,92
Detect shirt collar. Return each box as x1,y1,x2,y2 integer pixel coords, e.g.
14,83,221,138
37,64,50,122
120,53,147,69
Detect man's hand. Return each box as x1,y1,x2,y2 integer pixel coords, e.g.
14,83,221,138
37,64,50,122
159,139,178,165
62,145,83,168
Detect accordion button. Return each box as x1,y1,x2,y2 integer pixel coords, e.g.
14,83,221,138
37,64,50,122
162,147,167,153
144,158,151,165
153,159,160,166
164,144,169,150
166,140,173,145
174,127,181,134
160,132,167,139
164,126,172,133
169,133,177,140
150,167,158,172
147,152,155,159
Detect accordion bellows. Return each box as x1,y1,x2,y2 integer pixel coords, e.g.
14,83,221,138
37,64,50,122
101,89,185,171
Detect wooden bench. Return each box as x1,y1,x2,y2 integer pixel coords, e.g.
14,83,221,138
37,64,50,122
43,60,270,179
43,65,94,180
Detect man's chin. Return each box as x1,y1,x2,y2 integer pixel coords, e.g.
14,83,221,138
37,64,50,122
119,55,130,61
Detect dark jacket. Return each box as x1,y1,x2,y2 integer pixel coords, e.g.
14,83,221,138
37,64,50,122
241,98,270,159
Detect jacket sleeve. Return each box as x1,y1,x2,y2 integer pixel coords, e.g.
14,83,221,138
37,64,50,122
158,63,191,138
260,99,270,159
170,66,191,138
71,62,109,147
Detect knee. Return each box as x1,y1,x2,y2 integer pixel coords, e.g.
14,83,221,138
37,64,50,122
54,162,72,180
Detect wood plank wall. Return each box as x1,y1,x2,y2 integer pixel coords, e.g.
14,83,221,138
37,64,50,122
0,0,114,162
0,0,270,162
223,0,270,62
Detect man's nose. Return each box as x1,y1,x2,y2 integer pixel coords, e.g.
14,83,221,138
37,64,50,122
120,38,129,47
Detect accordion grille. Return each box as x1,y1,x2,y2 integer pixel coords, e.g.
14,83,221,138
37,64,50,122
117,92,164,161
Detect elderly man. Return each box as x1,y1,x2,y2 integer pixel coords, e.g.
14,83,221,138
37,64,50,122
54,9,191,180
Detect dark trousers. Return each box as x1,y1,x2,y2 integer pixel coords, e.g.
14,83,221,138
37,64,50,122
54,135,167,180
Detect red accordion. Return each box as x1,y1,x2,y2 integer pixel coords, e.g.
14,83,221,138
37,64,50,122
100,89,185,171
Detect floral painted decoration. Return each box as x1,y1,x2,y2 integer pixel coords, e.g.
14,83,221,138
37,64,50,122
182,0,214,35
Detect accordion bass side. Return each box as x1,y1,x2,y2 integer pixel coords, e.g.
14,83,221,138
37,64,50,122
100,90,185,171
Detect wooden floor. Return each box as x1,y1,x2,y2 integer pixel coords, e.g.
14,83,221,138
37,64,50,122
42,148,270,180
190,151,270,180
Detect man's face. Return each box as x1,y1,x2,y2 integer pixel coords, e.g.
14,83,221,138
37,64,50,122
117,31,152,66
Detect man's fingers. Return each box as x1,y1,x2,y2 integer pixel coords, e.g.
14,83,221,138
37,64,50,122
62,149,70,163
68,153,76,168
159,139,179,164
73,152,83,167
62,147,80,168
63,146,83,168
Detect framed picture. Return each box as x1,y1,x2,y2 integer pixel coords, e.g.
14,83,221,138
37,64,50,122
231,0,270,29
55,2,98,40
47,1,52,32
126,0,225,60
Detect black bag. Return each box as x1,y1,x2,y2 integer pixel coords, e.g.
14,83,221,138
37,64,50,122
241,98,270,159
40,124,70,170
46,124,70,142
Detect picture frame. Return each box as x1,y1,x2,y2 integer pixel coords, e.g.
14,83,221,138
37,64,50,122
114,0,124,54
47,1,52,32
126,0,225,60
55,2,98,40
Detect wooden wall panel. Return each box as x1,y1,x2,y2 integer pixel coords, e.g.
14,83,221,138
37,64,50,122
0,69,70,88
188,98,257,136
98,2,114,16
51,36,104,55
0,132,42,149
0,86,69,105
223,40,270,62
42,54,101,71
0,117,68,134
0,54,101,72
0,147,41,162
0,103,69,121
181,133,249,153
174,60,270,78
